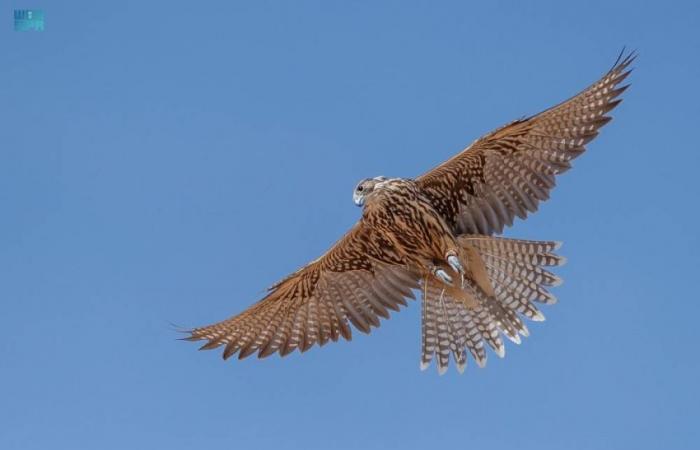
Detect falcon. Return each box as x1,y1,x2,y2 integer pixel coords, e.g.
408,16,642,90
184,52,634,374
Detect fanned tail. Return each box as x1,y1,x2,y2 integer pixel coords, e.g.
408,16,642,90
420,235,565,374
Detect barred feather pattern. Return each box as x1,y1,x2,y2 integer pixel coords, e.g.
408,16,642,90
185,52,632,373
418,51,635,235
420,236,565,374
186,221,422,360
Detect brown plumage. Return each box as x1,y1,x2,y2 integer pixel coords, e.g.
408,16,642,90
184,51,634,373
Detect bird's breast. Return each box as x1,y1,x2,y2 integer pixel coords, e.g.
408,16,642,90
363,186,456,262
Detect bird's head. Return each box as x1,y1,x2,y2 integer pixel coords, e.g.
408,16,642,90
353,176,387,207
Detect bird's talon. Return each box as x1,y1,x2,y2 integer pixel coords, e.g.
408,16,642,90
434,268,453,285
447,255,464,274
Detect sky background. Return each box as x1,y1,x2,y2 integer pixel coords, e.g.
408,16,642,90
2,1,699,449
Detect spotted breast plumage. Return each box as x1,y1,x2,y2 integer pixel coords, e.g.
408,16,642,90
184,51,635,373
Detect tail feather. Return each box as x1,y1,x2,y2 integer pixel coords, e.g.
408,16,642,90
493,278,546,321
420,284,438,370
488,267,559,305
460,309,486,367
441,293,468,374
472,303,506,358
421,281,468,374
434,294,452,375
480,253,563,286
464,237,565,266
463,237,562,254
419,235,565,373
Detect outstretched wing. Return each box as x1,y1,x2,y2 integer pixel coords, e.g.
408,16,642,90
417,51,635,235
186,222,420,360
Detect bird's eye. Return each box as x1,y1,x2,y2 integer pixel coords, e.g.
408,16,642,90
357,186,364,192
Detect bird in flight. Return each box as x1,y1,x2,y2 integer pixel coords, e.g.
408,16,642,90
184,51,634,374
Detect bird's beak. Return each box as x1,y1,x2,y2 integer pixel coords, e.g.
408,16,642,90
353,192,364,207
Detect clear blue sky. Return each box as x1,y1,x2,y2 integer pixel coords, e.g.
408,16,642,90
2,1,698,449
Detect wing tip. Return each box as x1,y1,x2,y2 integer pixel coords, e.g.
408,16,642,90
494,345,506,358
532,311,546,322
456,361,466,374
507,333,522,345
198,340,222,351
611,47,638,73
519,324,530,338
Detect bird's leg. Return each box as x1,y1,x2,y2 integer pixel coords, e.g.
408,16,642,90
430,263,453,286
446,250,465,288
